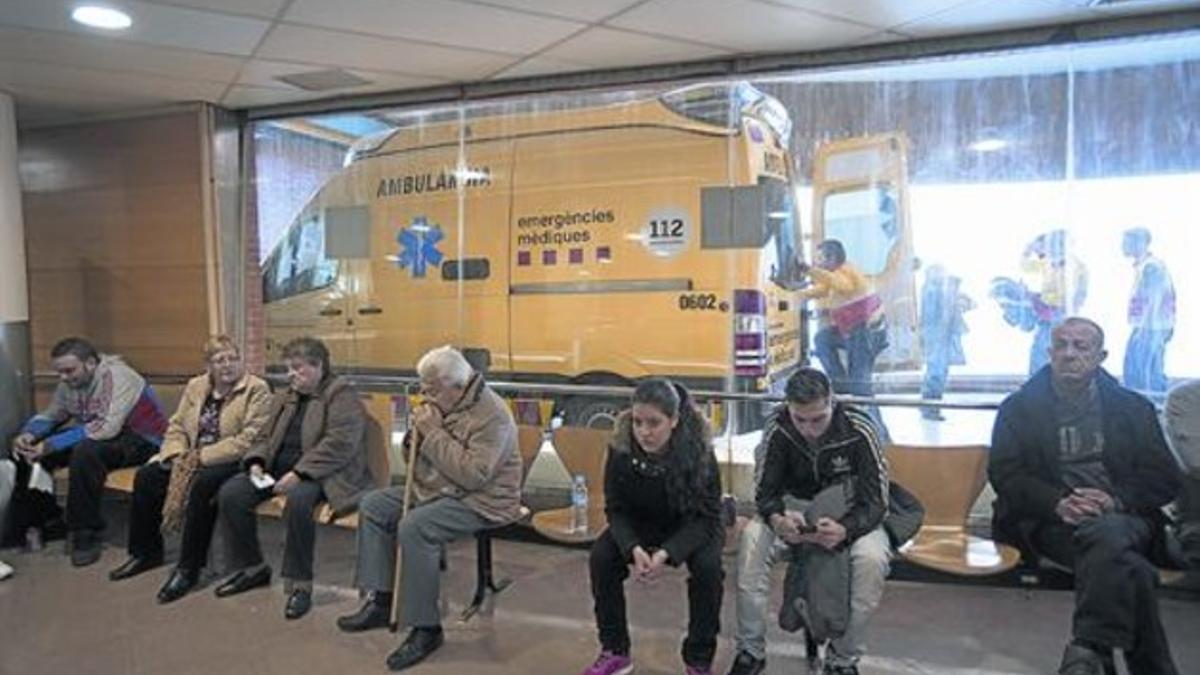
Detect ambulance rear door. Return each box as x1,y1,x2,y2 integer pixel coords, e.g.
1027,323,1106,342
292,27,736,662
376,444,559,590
810,133,918,370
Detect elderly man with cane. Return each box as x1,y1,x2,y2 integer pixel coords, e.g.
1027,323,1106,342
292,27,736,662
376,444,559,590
336,345,523,671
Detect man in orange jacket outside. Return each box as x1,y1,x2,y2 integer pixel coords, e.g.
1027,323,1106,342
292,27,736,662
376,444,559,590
798,239,886,398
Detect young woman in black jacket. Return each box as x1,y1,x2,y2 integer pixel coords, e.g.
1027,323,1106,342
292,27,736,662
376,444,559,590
580,378,723,675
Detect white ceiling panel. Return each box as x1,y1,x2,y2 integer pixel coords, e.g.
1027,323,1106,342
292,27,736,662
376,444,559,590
769,0,974,30
221,84,331,109
609,0,879,52
0,26,243,83
143,0,290,19
844,29,913,47
901,0,1101,37
237,58,447,91
1,0,1195,124
0,0,271,56
10,83,163,110
470,0,646,22
1086,0,1200,15
257,24,518,80
541,26,731,68
11,84,165,126
487,56,595,80
0,60,228,103
284,0,584,55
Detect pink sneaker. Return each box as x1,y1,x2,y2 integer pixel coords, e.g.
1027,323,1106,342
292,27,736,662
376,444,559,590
581,650,634,675
684,666,713,675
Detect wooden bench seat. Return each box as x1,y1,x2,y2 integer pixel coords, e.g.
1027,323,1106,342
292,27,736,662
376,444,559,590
531,426,611,544
456,424,544,622
57,414,390,530
887,444,1021,576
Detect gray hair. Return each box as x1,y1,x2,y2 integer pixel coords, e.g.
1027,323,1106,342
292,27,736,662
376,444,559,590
416,345,473,387
1054,316,1106,350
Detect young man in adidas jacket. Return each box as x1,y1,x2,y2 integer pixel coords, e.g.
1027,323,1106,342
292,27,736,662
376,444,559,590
728,367,890,675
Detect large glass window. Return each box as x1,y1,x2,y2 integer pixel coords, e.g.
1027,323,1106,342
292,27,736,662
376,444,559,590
249,29,1200,407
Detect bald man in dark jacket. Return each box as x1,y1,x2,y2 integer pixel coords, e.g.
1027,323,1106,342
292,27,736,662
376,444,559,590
990,318,1181,675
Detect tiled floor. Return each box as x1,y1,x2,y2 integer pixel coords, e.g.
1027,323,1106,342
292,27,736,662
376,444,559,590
1,502,1197,675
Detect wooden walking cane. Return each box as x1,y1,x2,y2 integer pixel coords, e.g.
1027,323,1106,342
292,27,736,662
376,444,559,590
388,423,420,631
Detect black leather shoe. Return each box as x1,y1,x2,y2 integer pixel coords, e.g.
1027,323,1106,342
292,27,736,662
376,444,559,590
284,588,312,620
157,568,199,604
1058,642,1116,675
70,535,103,568
214,566,271,598
726,651,766,675
386,626,444,671
337,597,391,632
109,555,164,581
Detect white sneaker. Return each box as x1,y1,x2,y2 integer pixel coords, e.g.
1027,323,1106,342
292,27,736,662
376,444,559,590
0,560,13,581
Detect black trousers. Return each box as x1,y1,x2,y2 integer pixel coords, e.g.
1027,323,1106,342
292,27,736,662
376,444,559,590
589,529,724,667
126,460,238,570
10,430,157,541
216,473,325,581
1033,513,1178,675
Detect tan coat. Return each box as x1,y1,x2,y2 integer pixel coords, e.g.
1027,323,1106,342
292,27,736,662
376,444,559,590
244,376,373,516
154,373,273,467
411,375,522,524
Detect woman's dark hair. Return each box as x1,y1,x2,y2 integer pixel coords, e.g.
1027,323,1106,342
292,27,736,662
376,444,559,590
632,378,717,517
817,239,846,266
282,336,331,379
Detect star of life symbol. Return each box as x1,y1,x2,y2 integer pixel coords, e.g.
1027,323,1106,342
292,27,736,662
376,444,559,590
395,216,444,278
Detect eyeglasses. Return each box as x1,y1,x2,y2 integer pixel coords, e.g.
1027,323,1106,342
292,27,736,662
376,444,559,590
210,354,241,366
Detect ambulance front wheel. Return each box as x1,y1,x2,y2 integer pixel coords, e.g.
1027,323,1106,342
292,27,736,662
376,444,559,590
562,397,624,430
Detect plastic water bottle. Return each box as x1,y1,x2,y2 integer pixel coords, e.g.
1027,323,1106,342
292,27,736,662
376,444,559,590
570,474,589,534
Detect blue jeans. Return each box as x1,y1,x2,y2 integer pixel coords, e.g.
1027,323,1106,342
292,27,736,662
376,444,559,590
814,325,876,397
1028,322,1053,375
1123,327,1172,393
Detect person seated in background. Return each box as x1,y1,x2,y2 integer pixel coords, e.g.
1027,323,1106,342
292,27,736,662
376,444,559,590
8,337,168,567
989,317,1182,675
729,368,890,675
797,239,886,398
0,456,13,580
337,345,523,672
581,378,723,675
214,336,373,620
1163,380,1200,568
108,335,272,605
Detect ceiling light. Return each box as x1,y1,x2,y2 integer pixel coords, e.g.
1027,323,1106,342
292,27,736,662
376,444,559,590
969,138,1007,152
71,5,133,30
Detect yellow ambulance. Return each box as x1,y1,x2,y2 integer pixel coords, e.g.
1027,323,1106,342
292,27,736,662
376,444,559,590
262,83,804,429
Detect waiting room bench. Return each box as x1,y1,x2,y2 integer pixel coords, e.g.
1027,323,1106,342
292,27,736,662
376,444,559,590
887,443,1021,576
57,414,391,529
530,426,611,544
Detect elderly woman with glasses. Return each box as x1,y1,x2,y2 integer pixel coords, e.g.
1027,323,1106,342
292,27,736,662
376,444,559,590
581,378,724,675
214,336,374,621
109,335,272,605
